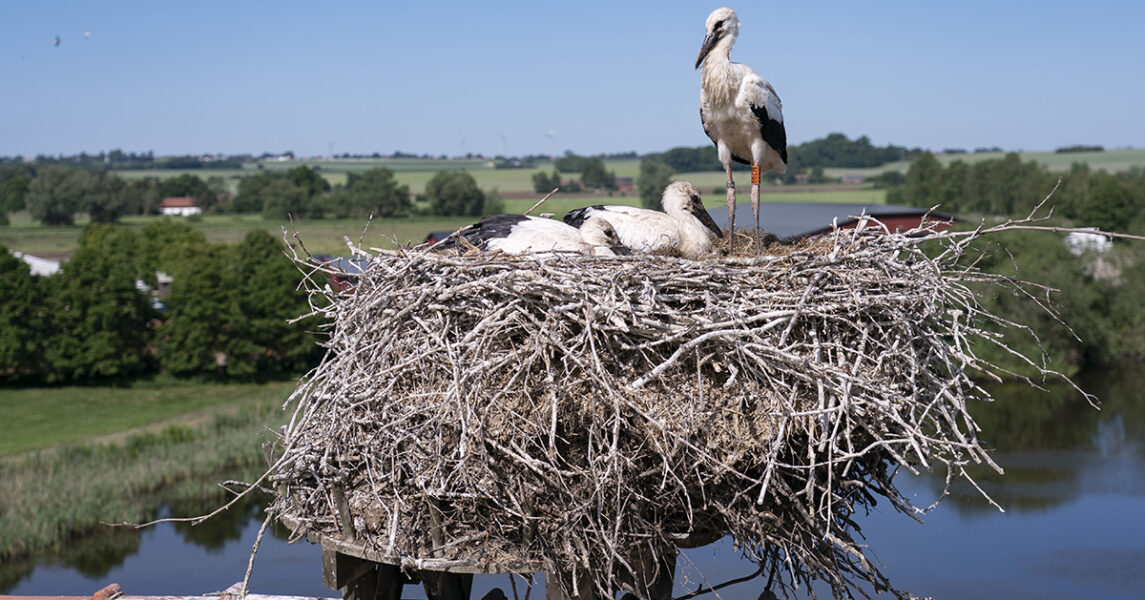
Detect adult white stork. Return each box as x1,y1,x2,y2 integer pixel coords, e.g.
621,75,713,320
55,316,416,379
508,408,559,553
563,181,723,259
695,7,788,252
438,214,624,257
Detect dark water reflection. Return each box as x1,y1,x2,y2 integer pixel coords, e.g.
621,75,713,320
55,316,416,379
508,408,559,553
5,370,1144,599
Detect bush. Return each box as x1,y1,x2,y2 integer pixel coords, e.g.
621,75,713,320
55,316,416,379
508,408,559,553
426,170,485,217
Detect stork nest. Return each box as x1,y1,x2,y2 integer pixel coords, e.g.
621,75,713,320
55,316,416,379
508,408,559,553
267,215,1073,599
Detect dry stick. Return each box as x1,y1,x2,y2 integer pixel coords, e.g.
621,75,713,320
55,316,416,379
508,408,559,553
521,187,560,216
240,512,274,598
674,566,764,600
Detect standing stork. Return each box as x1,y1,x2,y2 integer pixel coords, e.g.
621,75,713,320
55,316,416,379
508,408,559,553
695,7,788,252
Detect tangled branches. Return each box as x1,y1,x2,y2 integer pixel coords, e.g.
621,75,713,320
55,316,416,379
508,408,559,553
267,212,1082,599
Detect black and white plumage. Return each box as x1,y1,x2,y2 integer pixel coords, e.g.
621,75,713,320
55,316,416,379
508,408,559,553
563,181,723,259
695,7,788,252
438,214,624,257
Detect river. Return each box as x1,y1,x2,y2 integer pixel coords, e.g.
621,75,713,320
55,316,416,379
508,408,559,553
4,370,1143,599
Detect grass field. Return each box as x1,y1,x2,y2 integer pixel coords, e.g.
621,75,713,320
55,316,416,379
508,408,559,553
0,381,294,561
105,149,1145,194
0,380,294,457
15,146,1136,259
1,184,887,259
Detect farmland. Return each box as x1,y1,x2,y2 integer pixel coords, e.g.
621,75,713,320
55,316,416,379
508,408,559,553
5,147,1142,259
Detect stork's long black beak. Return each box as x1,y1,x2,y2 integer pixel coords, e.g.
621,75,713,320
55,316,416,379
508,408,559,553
695,32,718,69
694,202,724,238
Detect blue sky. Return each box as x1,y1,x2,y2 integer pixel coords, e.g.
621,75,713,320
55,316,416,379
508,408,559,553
2,1,1142,158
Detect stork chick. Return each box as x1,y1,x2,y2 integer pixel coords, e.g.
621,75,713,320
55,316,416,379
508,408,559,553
696,7,788,252
440,214,624,257
563,181,722,259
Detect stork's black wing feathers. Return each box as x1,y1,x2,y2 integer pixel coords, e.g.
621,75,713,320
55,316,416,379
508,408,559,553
750,103,788,164
562,206,606,229
434,214,529,251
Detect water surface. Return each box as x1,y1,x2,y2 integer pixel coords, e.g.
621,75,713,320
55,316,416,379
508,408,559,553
5,370,1143,599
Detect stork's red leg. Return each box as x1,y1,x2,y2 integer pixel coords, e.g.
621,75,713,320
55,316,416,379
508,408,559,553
725,161,736,253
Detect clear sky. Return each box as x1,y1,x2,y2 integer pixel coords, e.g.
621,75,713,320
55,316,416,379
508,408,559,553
2,1,1142,159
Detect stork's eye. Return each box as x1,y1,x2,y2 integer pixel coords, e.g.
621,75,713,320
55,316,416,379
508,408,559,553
713,19,726,31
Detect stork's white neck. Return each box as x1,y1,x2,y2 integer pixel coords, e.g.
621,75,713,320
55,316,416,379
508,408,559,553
701,44,737,106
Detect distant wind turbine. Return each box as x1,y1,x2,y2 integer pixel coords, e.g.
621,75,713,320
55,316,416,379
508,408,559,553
545,130,556,159
498,132,509,157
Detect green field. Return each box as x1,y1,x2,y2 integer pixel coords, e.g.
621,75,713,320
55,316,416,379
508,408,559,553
1,183,887,259
105,149,1145,195
9,147,1136,259
0,380,294,457
0,381,294,562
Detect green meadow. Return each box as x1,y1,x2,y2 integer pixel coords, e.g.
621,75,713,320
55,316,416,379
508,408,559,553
6,148,1140,259
0,381,295,561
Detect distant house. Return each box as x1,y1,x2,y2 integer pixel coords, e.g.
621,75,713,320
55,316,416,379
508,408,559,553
1065,228,1112,255
159,197,202,216
615,177,635,193
9,250,60,276
706,202,955,242
841,174,867,184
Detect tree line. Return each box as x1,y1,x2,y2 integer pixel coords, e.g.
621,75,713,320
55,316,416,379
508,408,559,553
1,221,321,384
649,133,925,183
888,152,1145,233
884,152,1145,374
531,153,619,194
0,164,501,226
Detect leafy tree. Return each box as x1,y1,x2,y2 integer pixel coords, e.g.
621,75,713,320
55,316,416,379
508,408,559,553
224,230,320,378
84,173,131,223
532,170,561,194
868,171,905,189
25,165,96,226
1077,173,1135,232
0,245,49,381
125,178,162,215
157,244,235,377
156,231,319,379
204,176,231,213
137,218,208,286
43,224,152,381
342,168,411,218
286,166,330,198
580,158,616,190
554,152,591,173
637,157,674,209
233,173,276,213
260,178,309,220
426,170,485,217
1,172,32,213
658,146,723,172
896,152,942,209
159,173,210,200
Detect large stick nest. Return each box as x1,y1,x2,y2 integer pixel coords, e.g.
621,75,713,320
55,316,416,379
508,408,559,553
268,215,1071,599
